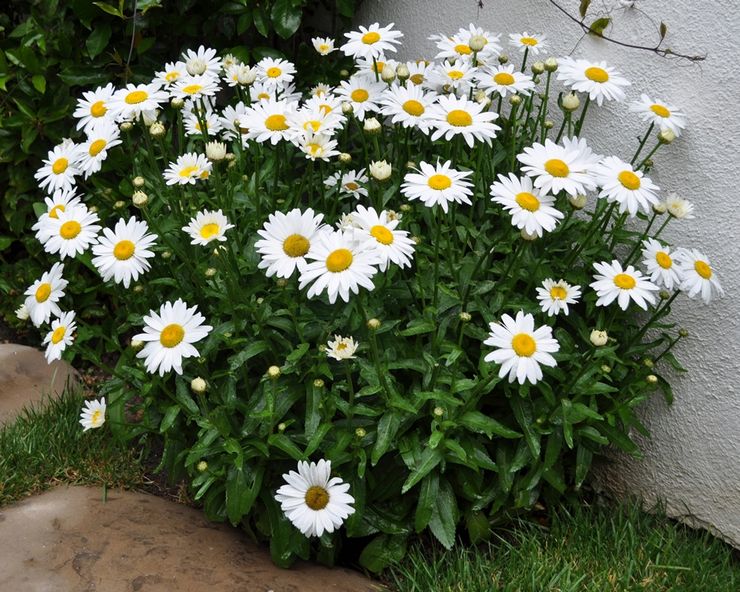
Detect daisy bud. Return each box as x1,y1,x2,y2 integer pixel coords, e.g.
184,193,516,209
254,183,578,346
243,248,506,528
256,297,264,305
646,374,658,384
191,377,207,394
355,427,367,438
590,329,608,346
601,364,612,373
196,461,208,472
205,141,227,161
459,311,472,322
340,69,350,77
149,122,166,137
162,250,172,259
186,58,207,76
267,365,281,379
544,57,559,72
400,204,412,212
509,94,522,106
469,34,487,52
474,89,487,103
15,303,29,321
89,205,99,213
658,129,676,144
536,416,546,425
133,176,146,188
133,285,144,293
120,121,134,132
341,102,354,115
643,358,654,368
339,152,352,163
498,54,509,64
238,66,257,85
659,290,671,300
225,152,236,162
569,194,588,209
406,161,416,169
313,378,325,388
544,120,554,129
171,97,184,109
531,61,545,75
369,159,392,181
381,65,396,83
520,228,538,241
278,422,287,432
276,278,288,288
130,338,144,351
653,201,667,214
643,158,654,169
412,235,422,245
561,92,580,112
367,318,381,330
132,191,148,207
363,117,382,135
204,267,217,277
396,64,410,81
114,200,126,209
433,406,444,418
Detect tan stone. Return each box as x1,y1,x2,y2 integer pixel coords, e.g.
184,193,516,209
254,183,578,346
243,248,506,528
0,486,382,592
0,343,77,424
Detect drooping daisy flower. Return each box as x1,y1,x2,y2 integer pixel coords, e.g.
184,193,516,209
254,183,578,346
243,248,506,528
133,299,213,376
312,37,337,55
536,279,582,316
242,99,298,144
484,311,560,385
183,109,223,138
256,208,326,279
182,209,235,246
352,204,415,271
335,75,386,121
517,137,601,197
155,61,187,87
675,248,724,304
43,311,76,363
79,397,106,432
75,120,122,178
341,22,403,60
108,82,168,121
326,335,359,360
665,193,695,219
92,217,158,288
182,45,222,76
23,262,68,327
557,57,630,106
36,203,101,259
476,64,535,97
629,94,687,137
218,101,250,141
427,95,500,148
490,173,564,236
256,57,297,90
299,230,380,304
172,73,221,100
275,459,355,538
641,239,683,290
591,156,660,216
590,260,660,310
34,140,81,194
379,82,437,133
401,160,474,213
424,60,475,93
73,83,115,132
298,132,339,161
324,169,369,199
509,32,547,54
163,152,212,185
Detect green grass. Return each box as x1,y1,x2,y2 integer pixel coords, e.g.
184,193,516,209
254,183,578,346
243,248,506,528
0,389,144,506
388,503,739,592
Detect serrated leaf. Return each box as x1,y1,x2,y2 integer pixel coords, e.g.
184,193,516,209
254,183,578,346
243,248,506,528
414,471,439,532
428,478,458,549
401,446,443,493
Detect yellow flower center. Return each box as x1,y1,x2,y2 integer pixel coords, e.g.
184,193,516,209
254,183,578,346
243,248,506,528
618,170,641,190
266,67,282,78
306,142,321,155
304,485,330,510
344,182,360,191
90,409,103,426
361,31,381,44
494,72,515,85
165,71,180,82
447,70,465,80
446,109,472,127
650,104,671,118
60,220,81,239
374,61,385,73
179,165,199,177
402,99,425,116
160,324,184,348
550,286,567,300
303,120,321,133
265,114,288,131
88,139,107,157
113,239,135,261
515,192,540,212
454,44,472,55
584,66,609,83
351,89,369,103
257,92,271,101
326,248,353,272
49,204,66,219
319,103,333,114
655,252,672,269
282,234,310,257
694,260,712,279
182,84,203,95
125,90,148,104
511,333,536,357
51,326,66,344
370,225,394,245
613,273,636,290
199,223,220,239
410,73,424,85
337,342,348,351
52,158,69,175
35,283,51,303
428,174,452,190
520,36,539,46
90,100,108,117
544,158,570,177
319,44,329,53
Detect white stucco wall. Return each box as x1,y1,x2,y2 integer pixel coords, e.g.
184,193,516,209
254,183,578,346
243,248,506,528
358,0,740,545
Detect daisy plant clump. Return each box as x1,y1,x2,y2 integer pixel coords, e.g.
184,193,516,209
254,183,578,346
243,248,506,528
20,25,723,571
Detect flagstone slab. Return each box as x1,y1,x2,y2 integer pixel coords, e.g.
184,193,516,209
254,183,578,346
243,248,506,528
0,486,381,592
0,343,77,425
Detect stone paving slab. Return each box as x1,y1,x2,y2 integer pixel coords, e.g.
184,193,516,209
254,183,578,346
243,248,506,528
0,343,77,425
0,486,382,592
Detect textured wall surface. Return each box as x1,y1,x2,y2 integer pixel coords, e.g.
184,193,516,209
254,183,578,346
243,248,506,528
357,0,740,545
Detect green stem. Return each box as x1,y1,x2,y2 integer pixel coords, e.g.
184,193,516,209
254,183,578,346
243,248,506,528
573,95,591,137
637,141,662,170
630,122,655,165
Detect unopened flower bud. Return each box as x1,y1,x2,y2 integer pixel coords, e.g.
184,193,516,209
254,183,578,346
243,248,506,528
162,250,172,259
225,152,236,162
498,54,509,64
205,141,227,161
658,129,676,144
381,65,396,82
149,122,165,137
653,201,667,214
341,102,354,115
171,97,184,109
238,66,257,85
678,328,689,338
569,194,587,209
313,378,325,388
133,176,145,188
364,117,381,134
278,422,287,432
544,119,554,129
186,58,207,76
643,358,655,368
469,35,487,52
191,377,207,394
474,89,488,104
114,200,126,209
204,267,217,278
267,365,281,379
339,68,350,78
120,121,134,132
256,297,264,305
196,460,208,472
412,235,422,245
367,318,381,330
601,364,612,373
132,191,148,207
339,152,352,163
659,290,671,300
396,64,410,81
643,159,654,168
433,406,444,417
400,204,412,212
89,205,99,214
646,374,658,384
133,285,144,293
531,61,545,75
369,159,392,181
509,94,522,106
562,92,580,112
459,311,472,322
15,303,29,321
590,329,608,346
355,427,367,438
544,57,558,72
520,228,538,241
276,278,288,288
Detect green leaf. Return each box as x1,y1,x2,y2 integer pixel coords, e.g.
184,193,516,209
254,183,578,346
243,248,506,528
92,1,124,17
285,342,309,364
271,0,302,39
589,17,611,37
86,23,111,59
268,433,304,460
175,379,200,416
414,471,439,532
401,446,443,494
0,236,14,252
579,0,591,19
509,397,540,458
597,422,641,456
253,5,270,37
659,21,668,40
336,0,355,18
31,74,46,94
359,534,408,573
371,411,401,465
575,446,593,488
458,410,521,439
399,318,435,336
428,478,458,549
159,405,180,432
229,341,269,371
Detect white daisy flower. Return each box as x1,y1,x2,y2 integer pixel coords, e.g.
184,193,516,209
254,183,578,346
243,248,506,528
36,203,101,260
326,335,359,360
312,37,337,55
424,60,475,93
665,193,695,219
427,95,500,148
32,189,84,243
34,140,81,194
592,156,660,216
182,45,222,76
275,459,355,538
23,262,68,327
509,32,547,54
641,239,683,291
324,169,369,199
335,75,386,121
43,311,76,363
431,25,501,63
490,173,564,236
517,137,601,197
218,102,250,142
432,33,477,62
250,81,276,102
288,106,344,137
476,64,535,97
73,83,115,132
155,61,187,87
355,56,399,78
341,22,403,60
536,279,582,316
557,57,630,106
590,260,660,311
223,63,256,87
484,311,560,385
256,208,326,279
182,209,235,246
629,94,687,137
309,83,334,98
299,230,380,304
133,299,213,376
15,303,30,321
92,217,158,288
675,248,724,304
256,57,297,90
405,60,432,86
402,160,474,213
79,397,106,431
352,204,415,271
163,152,212,185
75,120,122,178
172,73,221,100
379,82,437,133
108,82,168,121
242,99,298,144
298,132,339,161
183,109,223,137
